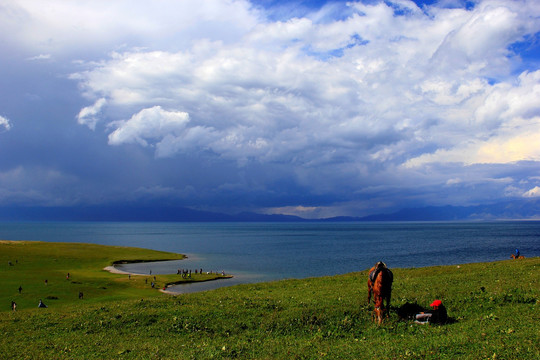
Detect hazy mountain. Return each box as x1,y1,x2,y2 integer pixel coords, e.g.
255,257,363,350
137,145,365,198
0,199,538,222
356,199,540,221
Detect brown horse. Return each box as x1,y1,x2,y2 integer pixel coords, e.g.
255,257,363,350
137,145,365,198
510,254,525,259
367,261,393,324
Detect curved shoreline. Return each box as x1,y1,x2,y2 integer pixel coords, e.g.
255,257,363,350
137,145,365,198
103,263,234,295
103,265,143,275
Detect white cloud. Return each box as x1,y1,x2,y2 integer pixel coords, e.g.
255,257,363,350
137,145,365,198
64,0,540,172
446,178,462,186
108,106,191,150
404,69,540,167
523,186,540,197
77,98,107,130
0,0,259,57
0,115,12,132
26,54,51,61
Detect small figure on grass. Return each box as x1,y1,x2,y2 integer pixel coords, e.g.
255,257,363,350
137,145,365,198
11,301,16,311
510,248,524,259
18,286,22,294
38,299,47,308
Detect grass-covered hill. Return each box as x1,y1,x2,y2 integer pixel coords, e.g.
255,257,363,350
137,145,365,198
1,241,538,359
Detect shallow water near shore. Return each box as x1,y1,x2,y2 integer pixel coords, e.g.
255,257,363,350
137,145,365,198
114,258,269,293
1,221,539,293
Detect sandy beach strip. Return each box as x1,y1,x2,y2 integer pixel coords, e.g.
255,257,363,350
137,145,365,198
103,265,144,275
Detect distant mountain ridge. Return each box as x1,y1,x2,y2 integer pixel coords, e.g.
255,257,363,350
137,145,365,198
358,199,540,221
0,205,306,222
0,199,538,222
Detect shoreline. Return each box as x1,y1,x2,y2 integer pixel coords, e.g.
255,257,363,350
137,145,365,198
103,263,234,295
103,265,143,275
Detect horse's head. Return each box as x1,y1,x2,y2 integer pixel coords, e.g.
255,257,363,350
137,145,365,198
373,306,385,324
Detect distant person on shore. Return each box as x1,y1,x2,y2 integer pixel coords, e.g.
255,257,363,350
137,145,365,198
38,299,47,308
511,248,524,259
415,299,447,324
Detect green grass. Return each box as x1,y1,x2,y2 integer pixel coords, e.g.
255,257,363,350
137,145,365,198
0,241,538,359
0,241,227,310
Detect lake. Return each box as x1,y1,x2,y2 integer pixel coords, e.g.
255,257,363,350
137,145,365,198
1,221,538,293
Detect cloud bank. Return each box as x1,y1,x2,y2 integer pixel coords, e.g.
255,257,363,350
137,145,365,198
71,1,540,166
1,0,540,217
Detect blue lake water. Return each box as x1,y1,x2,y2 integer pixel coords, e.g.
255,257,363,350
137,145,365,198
1,221,539,293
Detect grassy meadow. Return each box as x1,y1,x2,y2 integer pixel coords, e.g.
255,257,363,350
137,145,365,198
0,241,227,310
0,241,538,359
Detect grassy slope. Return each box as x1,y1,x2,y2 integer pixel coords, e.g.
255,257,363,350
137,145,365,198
0,241,538,359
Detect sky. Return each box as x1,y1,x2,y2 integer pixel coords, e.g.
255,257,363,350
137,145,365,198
0,0,540,219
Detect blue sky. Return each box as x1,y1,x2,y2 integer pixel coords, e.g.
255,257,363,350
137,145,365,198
0,0,540,218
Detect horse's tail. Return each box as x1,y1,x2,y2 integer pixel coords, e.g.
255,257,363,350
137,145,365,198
379,267,392,281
